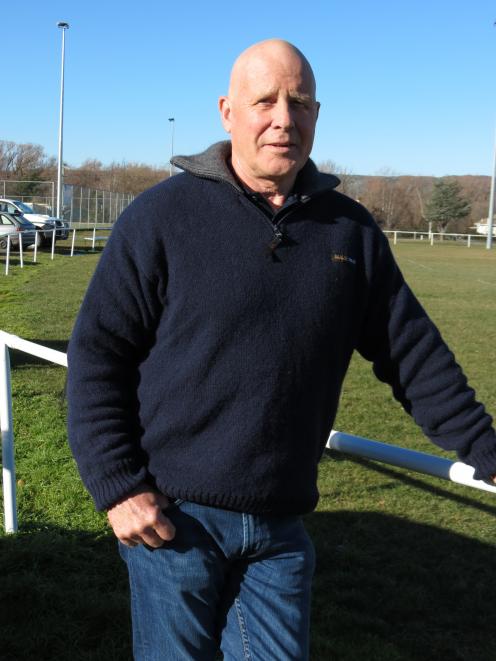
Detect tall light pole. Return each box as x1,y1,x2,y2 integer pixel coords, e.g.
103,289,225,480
487,126,496,250
168,117,175,178
56,21,69,219
487,22,496,250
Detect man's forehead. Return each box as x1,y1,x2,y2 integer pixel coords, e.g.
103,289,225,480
228,39,316,98
241,81,315,101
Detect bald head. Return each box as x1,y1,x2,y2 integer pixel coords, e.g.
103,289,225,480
219,39,319,201
228,39,317,100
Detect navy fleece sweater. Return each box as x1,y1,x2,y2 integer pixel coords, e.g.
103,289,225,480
67,142,496,513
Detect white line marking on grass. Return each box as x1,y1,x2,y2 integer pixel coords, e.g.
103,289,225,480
405,259,434,271
477,279,496,287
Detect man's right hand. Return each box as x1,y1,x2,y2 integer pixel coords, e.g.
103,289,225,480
107,484,176,548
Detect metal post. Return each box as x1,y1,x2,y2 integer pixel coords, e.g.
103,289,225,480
0,340,17,532
70,228,76,256
487,125,496,249
56,22,69,219
19,233,23,268
168,117,175,177
5,235,10,276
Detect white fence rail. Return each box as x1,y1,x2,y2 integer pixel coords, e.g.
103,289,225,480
0,331,67,533
383,229,487,247
326,430,496,494
0,227,109,275
1,332,495,534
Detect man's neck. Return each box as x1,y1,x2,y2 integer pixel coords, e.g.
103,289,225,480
229,158,296,210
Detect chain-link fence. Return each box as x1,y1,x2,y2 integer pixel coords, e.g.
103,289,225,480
0,180,134,226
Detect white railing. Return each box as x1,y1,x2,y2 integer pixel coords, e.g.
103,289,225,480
326,431,496,494
383,229,487,247
1,227,109,275
1,331,495,534
0,331,67,533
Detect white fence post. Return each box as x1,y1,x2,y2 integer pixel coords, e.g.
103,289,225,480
5,235,11,275
70,228,76,256
0,338,17,533
19,233,24,268
50,228,56,260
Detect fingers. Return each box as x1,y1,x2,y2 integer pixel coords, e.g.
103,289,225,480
107,486,177,548
153,508,176,543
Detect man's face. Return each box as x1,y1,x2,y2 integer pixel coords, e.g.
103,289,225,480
219,45,319,190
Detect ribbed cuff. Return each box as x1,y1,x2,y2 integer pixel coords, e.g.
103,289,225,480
84,460,149,511
464,432,496,481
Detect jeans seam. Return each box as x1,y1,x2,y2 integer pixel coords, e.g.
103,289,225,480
234,596,252,660
241,513,249,555
126,547,149,661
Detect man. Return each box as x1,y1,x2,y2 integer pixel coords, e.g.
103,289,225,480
67,39,496,660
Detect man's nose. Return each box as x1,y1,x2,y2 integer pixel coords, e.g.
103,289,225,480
271,99,295,129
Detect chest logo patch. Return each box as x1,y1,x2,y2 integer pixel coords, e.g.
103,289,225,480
331,253,356,266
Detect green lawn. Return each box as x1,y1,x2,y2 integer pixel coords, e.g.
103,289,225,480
1,240,496,660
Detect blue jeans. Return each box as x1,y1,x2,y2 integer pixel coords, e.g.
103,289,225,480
119,500,315,660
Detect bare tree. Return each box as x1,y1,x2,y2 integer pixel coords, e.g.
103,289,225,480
318,160,358,198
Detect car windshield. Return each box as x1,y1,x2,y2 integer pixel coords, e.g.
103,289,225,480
13,201,34,214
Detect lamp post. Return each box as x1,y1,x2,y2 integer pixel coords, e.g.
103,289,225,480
487,21,496,249
56,21,69,219
487,126,495,249
168,117,175,178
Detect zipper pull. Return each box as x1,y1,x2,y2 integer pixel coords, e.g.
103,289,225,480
268,227,284,252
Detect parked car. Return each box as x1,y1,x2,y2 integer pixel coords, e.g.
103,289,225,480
0,212,38,250
0,199,69,245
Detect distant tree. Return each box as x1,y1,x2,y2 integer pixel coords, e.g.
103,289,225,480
360,169,402,229
425,178,471,234
0,140,55,181
318,160,357,197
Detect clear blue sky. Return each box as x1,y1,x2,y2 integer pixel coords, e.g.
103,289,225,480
3,1,495,176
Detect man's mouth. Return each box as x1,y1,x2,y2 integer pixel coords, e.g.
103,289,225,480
265,142,295,150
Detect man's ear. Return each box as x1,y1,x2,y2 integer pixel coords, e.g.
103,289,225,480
219,96,232,133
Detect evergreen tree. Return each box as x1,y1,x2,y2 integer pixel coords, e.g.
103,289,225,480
425,178,470,233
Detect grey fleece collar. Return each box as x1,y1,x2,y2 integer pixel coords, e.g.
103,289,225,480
171,141,340,199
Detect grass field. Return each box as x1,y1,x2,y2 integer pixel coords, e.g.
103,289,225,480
1,239,496,660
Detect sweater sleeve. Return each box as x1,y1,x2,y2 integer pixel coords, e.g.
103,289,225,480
67,216,166,510
356,230,496,480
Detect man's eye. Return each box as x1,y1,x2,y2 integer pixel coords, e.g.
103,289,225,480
291,99,309,108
